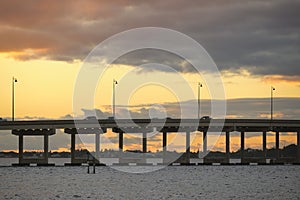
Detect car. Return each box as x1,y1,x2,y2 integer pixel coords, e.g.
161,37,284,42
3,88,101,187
0,118,7,121
85,116,97,120
200,116,211,120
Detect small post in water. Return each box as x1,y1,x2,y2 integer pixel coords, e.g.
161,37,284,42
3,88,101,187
87,151,90,174
93,157,96,174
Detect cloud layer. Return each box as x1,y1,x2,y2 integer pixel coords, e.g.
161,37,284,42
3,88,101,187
0,0,299,76
81,97,300,119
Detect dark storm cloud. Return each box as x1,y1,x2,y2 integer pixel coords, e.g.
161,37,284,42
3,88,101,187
111,49,199,74
0,0,299,76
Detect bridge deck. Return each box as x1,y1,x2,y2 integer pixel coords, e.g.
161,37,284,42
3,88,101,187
0,119,299,132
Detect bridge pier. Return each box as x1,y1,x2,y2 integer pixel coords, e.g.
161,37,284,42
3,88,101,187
185,131,191,164
140,132,148,164
297,131,300,163
70,133,76,164
18,134,23,164
203,131,207,155
225,131,230,164
64,128,106,166
95,133,100,160
240,131,245,164
202,131,209,163
275,131,280,162
69,132,82,165
118,131,124,164
142,132,147,153
263,131,267,162
163,131,167,164
119,132,124,151
12,129,55,166
44,133,49,162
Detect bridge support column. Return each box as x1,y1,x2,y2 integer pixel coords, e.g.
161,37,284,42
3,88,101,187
18,134,24,164
225,132,230,164
203,131,208,163
12,129,55,166
276,131,280,161
163,132,167,163
44,134,49,162
241,131,245,163
141,132,147,164
142,132,147,153
95,133,100,160
185,131,190,164
119,132,123,151
64,128,106,166
118,132,124,163
263,131,267,162
297,131,300,163
203,131,207,154
70,133,76,164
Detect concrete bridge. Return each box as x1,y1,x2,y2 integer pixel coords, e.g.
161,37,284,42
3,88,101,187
0,118,300,166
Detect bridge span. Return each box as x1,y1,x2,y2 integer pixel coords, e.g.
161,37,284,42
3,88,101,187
0,118,299,166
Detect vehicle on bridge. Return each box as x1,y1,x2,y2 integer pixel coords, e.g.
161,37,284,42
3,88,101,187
0,118,7,122
85,116,97,120
200,116,211,120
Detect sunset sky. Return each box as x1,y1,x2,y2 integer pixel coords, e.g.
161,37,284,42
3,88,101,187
0,0,299,152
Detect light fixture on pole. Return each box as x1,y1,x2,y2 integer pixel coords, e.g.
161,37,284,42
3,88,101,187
198,82,202,120
113,79,118,118
271,86,275,121
12,77,18,121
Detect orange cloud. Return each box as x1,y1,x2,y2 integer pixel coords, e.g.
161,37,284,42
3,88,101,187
6,48,49,60
259,112,284,119
262,75,300,85
53,147,70,152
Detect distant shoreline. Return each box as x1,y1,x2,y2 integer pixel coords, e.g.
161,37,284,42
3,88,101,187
0,144,297,159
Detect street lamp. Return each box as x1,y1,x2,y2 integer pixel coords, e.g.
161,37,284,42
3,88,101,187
198,82,202,120
271,86,275,121
113,79,118,118
12,77,18,121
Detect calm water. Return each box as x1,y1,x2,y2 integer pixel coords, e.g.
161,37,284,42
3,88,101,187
0,158,74,166
0,158,245,166
0,162,299,199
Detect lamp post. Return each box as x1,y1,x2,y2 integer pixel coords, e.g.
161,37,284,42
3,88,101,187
198,82,202,120
271,86,275,121
113,79,118,118
12,77,18,121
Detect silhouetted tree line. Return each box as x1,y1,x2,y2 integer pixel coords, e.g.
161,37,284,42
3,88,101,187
0,144,298,158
